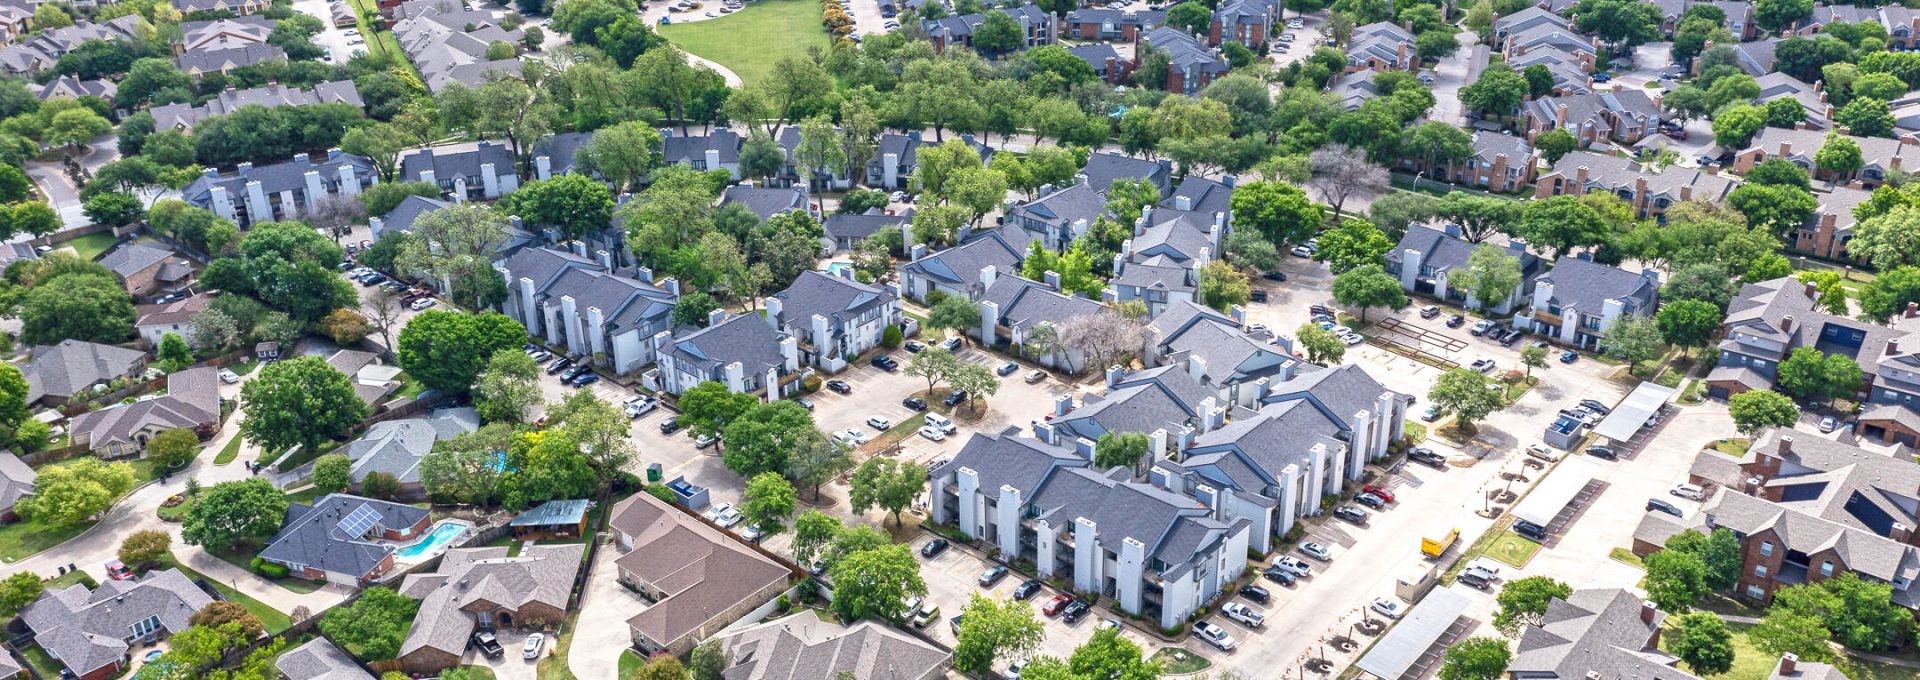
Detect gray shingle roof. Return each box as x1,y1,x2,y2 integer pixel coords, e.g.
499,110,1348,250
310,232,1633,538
900,229,1022,289
1182,399,1347,490
662,129,741,165
666,312,788,377
1162,177,1232,215
1509,589,1687,680
771,271,895,332
399,544,585,659
1532,256,1659,316
720,185,807,220
259,494,431,579
182,152,375,206
716,611,951,680
173,43,287,74
1009,183,1107,232
1385,226,1542,277
399,141,515,182
21,569,213,678
1056,365,1211,440
1261,363,1403,426
344,407,478,484
68,367,220,448
981,276,1105,329
378,194,452,234
1708,488,1920,595
277,638,375,680
0,453,34,515
607,493,789,649
20,339,146,404
1077,151,1169,195
822,210,908,245
98,243,177,279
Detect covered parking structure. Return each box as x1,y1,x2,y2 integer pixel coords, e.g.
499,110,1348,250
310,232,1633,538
1356,585,1474,680
1511,455,1606,540
1592,382,1677,445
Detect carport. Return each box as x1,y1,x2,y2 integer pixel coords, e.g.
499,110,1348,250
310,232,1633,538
1356,586,1473,680
1511,456,1605,530
1592,382,1678,444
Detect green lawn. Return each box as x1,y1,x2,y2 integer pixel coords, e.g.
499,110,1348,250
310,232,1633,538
213,436,244,464
1608,547,1644,569
1714,438,1752,457
229,359,260,377
156,552,294,633
1484,532,1542,568
395,371,427,399
1659,622,1917,680
0,517,93,561
617,649,644,680
205,545,327,594
657,0,831,87
65,232,117,260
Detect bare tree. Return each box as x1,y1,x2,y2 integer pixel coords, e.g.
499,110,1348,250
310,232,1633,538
1056,310,1149,375
366,287,406,352
1307,144,1389,221
308,194,368,242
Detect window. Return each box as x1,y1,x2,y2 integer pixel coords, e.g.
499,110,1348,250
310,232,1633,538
1746,585,1765,599
1821,561,1834,577
129,614,161,638
1755,564,1769,578
1760,541,1773,557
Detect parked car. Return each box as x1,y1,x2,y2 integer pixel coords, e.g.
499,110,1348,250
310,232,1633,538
1250,290,1269,302
866,416,893,430
1369,597,1404,619
941,337,963,352
659,416,681,434
1458,570,1493,590
1526,444,1558,462
1419,305,1441,319
1333,505,1369,525
1193,621,1238,651
546,357,573,375
701,502,733,522
1408,447,1447,467
1273,555,1312,577
997,361,1019,376
1470,320,1496,336
1647,498,1684,517
471,631,504,658
1222,602,1265,628
218,369,241,384
826,379,852,394
693,434,716,449
978,565,1009,587
567,372,599,387
1587,445,1618,460
1560,350,1579,363
1298,542,1332,561
623,397,656,418
1579,399,1612,415
1290,245,1314,257
871,355,899,371
836,428,871,446
911,606,940,628
1470,358,1496,373
1061,599,1090,623
921,538,949,558
1819,416,1838,433
903,397,929,411
106,560,133,580
1013,579,1043,600
1025,369,1047,383
1262,271,1287,281
1043,594,1072,616
1355,491,1387,509
523,633,545,659
943,390,968,407
918,425,946,441
904,340,927,353
1362,484,1395,503
1446,314,1466,328
1239,585,1271,603
1261,566,1297,586
1513,519,1547,540
1670,482,1706,500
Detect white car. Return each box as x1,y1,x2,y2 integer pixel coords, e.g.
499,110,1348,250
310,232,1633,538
1291,245,1314,257
715,506,743,528
840,428,871,445
218,369,240,384
1222,602,1266,628
1339,331,1365,345
1670,482,1706,500
1370,597,1405,619
701,502,733,522
1193,621,1238,652
1273,555,1312,577
1818,416,1838,433
742,524,763,541
1298,542,1332,561
523,632,545,659
918,425,947,441
1286,17,1303,28
410,297,436,311
867,416,893,430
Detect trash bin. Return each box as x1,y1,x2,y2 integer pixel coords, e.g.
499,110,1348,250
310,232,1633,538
647,463,662,482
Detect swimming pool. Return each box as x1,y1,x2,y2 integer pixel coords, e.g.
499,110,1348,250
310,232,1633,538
395,521,466,559
823,261,853,277
143,651,164,662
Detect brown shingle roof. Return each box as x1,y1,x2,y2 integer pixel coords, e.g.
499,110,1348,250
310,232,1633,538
609,493,790,649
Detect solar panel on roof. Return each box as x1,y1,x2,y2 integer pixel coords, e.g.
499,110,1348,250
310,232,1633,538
337,503,382,537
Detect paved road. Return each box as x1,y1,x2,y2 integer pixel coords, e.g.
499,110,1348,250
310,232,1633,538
566,543,637,680
25,133,120,229
1430,36,1485,126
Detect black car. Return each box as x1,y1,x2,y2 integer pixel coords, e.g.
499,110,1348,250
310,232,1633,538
1250,290,1269,302
1579,399,1612,415
1354,492,1386,509
1586,445,1617,460
1262,271,1287,281
1261,566,1296,586
826,379,852,394
920,538,949,558
903,397,929,411
871,355,899,371
1646,498,1684,517
1239,585,1272,604
1333,505,1369,525
1499,329,1523,346
1446,314,1465,328
1013,579,1043,600
568,372,600,387
471,631,504,658
1310,305,1335,317
1408,448,1447,468
1513,519,1547,540
978,565,1009,587
659,416,682,435
996,361,1019,377
1061,600,1090,623
546,357,573,375
1457,570,1492,590
943,390,968,407
561,365,591,380
904,341,927,353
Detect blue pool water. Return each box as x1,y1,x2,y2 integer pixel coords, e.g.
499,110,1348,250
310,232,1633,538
396,522,465,558
824,261,854,277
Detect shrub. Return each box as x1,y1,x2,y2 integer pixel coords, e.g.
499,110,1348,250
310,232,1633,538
882,325,903,349
646,485,678,505
802,374,823,392
775,594,792,612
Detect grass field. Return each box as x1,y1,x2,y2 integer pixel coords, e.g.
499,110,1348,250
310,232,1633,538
657,0,831,87
1484,531,1542,568
157,553,294,633
1658,622,1917,680
214,436,244,464
65,232,117,260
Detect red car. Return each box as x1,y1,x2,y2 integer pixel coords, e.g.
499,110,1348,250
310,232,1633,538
106,559,133,580
1362,485,1395,503
1043,594,1073,617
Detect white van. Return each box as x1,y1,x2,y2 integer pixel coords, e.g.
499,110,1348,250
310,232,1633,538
924,412,956,434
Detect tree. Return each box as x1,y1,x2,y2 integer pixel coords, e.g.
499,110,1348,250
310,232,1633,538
320,309,370,346
1308,144,1387,219
1572,0,1661,49
1297,323,1347,364
1437,192,1519,243
1518,196,1608,259
19,273,135,345
16,458,135,525
1459,243,1521,310
1314,220,1393,274
0,572,41,616
1816,133,1864,181
1023,627,1162,680
312,454,352,494
1754,0,1813,32
1666,528,1743,592
1859,266,1920,321
501,174,615,241
396,311,527,395
1599,317,1665,368
1428,368,1505,431
907,347,961,399
83,191,144,227
1093,431,1150,471
434,78,556,176
1643,548,1710,612
956,595,1046,673
1231,181,1323,246
721,401,817,476
1516,345,1548,379
1459,64,1527,115
1493,576,1572,635
1849,205,1920,271
190,601,265,642
848,457,926,526
1751,606,1838,663
679,381,761,439
828,544,927,622
791,510,842,568
1723,389,1800,439
341,123,411,182
1776,346,1862,405
240,356,369,456
1655,300,1721,357
181,478,289,552
948,363,1000,414
1666,613,1735,676
45,108,110,150
119,529,172,569
1439,637,1510,680
1331,264,1407,322
1818,572,1911,651
689,640,728,680
473,350,541,425
928,297,982,342
1366,192,1438,241
1712,103,1767,149
739,472,796,539
1198,260,1252,311
146,428,201,471
1728,183,1818,236
319,586,418,661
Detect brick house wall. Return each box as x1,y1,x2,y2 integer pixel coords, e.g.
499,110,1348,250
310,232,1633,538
120,261,166,297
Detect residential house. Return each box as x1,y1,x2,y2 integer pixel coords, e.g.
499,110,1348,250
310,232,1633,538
496,246,680,375
370,195,538,259
134,292,214,348
649,310,800,399
1705,276,1920,401
1329,68,1389,110
98,243,197,299
1522,91,1663,147
766,270,902,372
719,184,812,221
1733,127,1916,188
0,16,142,74
1210,0,1275,48
172,0,271,14
18,339,149,409
177,17,272,52
1679,431,1920,606
921,5,1055,53
173,44,287,76
774,126,853,191
1067,42,1132,83
1149,306,1300,405
1790,186,1872,262
1499,18,1598,71
259,493,433,586
868,131,994,190
529,130,593,181
1077,151,1173,196
390,0,525,91
1506,589,1692,680
0,454,33,522
714,611,950,680
276,639,374,680
1507,47,1592,95
930,431,1253,629
182,150,377,227
1514,256,1661,349
0,3,29,44
343,407,479,498
1051,363,1218,448
1385,225,1543,314
1139,27,1229,94
1416,130,1536,192
1769,654,1851,680
67,367,220,456
150,81,364,132
20,569,214,680
1108,204,1229,317
1801,5,1920,49
1062,7,1164,42
821,209,909,251
1532,150,1739,222
399,141,520,201
975,272,1108,371
661,128,742,179
1344,21,1416,72
397,544,585,673
34,76,115,101
608,492,790,656
1727,37,1782,77
1490,6,1566,42
326,349,402,408
898,229,1023,302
